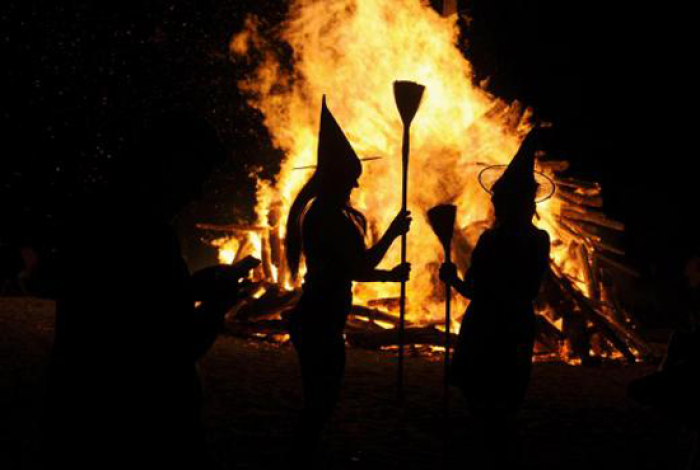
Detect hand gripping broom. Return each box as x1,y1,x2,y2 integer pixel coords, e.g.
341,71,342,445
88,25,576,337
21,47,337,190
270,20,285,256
393,80,425,402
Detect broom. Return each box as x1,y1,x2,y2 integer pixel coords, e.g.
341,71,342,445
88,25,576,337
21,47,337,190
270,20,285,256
427,204,457,403
427,203,457,454
393,80,425,402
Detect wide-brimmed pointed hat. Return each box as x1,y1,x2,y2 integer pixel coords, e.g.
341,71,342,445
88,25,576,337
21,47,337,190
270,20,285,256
478,130,555,203
293,96,380,173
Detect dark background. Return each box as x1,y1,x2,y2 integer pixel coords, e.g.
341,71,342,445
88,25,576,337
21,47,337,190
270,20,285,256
1,1,695,325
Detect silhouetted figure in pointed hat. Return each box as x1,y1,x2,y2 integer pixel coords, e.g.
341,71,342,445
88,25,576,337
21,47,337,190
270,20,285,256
440,129,552,467
285,96,411,468
41,112,253,470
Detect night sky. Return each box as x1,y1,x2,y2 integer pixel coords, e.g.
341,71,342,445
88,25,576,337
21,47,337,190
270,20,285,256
1,1,696,323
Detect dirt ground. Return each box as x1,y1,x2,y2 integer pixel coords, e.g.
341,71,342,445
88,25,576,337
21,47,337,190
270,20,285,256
1,297,692,469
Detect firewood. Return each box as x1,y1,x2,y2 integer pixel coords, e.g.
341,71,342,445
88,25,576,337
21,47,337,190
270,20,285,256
550,265,637,363
350,305,407,327
225,319,289,338
537,160,570,172
557,188,604,208
553,177,602,194
563,311,591,363
235,287,301,322
557,219,591,247
261,232,274,281
565,222,624,256
346,326,457,350
535,314,565,350
579,244,600,301
196,223,270,233
346,316,388,332
595,253,640,278
564,219,607,241
594,241,625,257
562,209,625,231
597,270,654,358
366,297,402,311
539,272,592,361
269,227,286,286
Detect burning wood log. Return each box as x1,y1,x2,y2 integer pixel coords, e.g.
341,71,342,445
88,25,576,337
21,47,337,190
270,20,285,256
563,312,592,364
561,208,625,231
553,177,602,194
595,241,625,257
595,253,640,278
535,314,565,352
556,188,604,208
539,270,591,362
564,222,624,256
196,223,271,233
366,297,402,311
350,305,408,328
556,219,591,247
579,244,600,301
225,320,289,341
564,219,604,242
550,265,637,363
234,286,301,322
537,160,570,172
346,325,458,350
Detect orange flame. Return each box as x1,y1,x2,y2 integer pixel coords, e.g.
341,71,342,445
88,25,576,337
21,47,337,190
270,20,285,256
229,0,587,332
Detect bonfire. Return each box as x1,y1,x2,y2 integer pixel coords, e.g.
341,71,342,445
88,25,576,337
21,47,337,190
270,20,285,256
199,0,651,364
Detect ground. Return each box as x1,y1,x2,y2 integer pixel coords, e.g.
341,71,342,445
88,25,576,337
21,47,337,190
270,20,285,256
1,297,691,469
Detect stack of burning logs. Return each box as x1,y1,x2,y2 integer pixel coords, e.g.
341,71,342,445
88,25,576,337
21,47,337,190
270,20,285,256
197,169,653,364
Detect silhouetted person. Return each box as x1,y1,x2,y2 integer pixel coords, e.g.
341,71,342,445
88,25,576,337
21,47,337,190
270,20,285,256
285,96,411,468
440,130,551,468
628,253,700,469
41,113,247,470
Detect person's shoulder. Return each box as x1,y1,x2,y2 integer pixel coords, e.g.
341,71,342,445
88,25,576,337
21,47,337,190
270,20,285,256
303,200,340,234
306,200,345,222
480,227,497,238
534,227,550,243
532,227,551,253
474,228,498,250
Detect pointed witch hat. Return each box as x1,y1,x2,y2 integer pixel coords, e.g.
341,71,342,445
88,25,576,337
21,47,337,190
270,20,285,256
478,130,555,203
293,96,381,172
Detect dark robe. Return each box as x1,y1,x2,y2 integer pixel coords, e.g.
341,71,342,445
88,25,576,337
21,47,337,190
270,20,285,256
451,223,550,413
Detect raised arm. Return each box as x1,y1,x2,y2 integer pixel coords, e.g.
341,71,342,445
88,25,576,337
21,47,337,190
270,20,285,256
439,262,472,298
351,210,412,282
439,231,489,299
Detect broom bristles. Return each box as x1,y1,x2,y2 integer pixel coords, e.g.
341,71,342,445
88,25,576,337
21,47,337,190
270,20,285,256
394,81,425,126
427,204,457,252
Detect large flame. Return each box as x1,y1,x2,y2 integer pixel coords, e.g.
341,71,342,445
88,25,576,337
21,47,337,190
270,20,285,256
229,0,583,329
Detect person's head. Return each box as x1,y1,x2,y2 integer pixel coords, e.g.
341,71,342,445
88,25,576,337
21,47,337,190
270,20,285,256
285,96,364,277
313,95,363,206
316,162,361,206
128,112,225,219
488,129,543,226
491,185,537,225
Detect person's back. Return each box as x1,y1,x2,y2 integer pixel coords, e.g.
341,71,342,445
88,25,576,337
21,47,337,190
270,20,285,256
45,195,200,468
43,113,226,469
464,224,549,338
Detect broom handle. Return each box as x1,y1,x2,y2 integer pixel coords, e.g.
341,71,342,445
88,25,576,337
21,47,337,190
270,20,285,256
443,247,452,457
444,248,451,412
398,125,409,402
